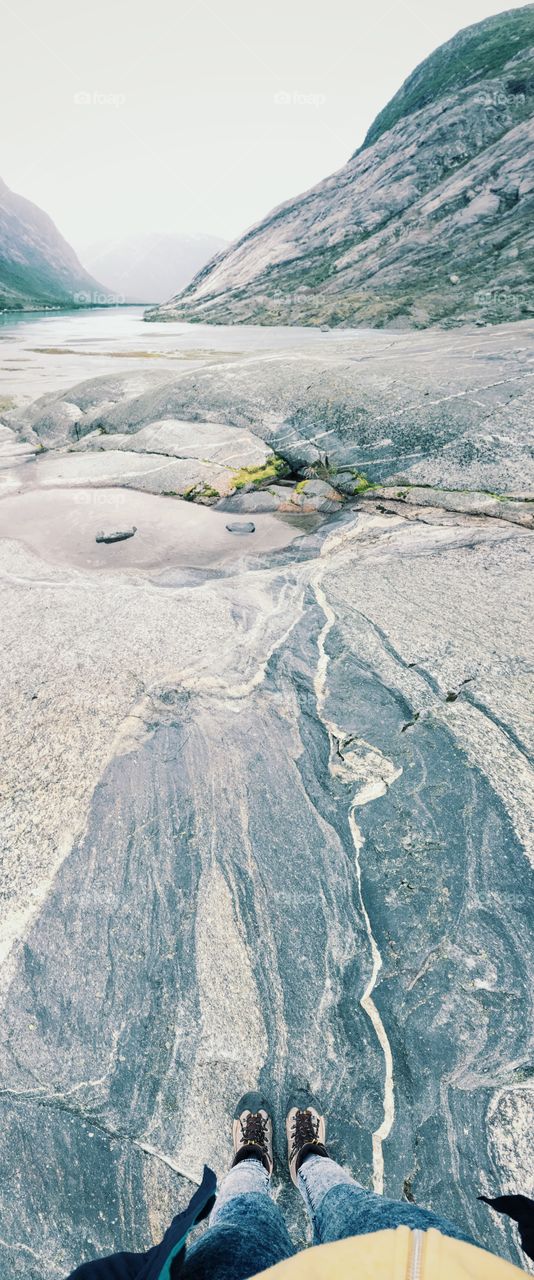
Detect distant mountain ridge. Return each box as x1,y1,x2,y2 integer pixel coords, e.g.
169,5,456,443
0,178,105,311
81,231,228,303
147,6,534,329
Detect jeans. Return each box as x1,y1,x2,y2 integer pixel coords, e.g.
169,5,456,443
180,1154,477,1280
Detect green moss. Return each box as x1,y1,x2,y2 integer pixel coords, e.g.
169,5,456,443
352,472,372,494
231,455,289,490
183,483,220,502
296,468,374,496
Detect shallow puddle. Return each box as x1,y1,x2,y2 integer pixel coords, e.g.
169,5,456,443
0,486,317,572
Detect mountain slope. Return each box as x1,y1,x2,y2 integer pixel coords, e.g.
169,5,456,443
80,231,228,303
0,178,105,311
362,4,534,147
148,6,534,329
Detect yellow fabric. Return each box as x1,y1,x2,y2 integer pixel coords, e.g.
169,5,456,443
252,1227,528,1280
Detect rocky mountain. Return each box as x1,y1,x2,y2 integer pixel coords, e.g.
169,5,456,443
80,231,228,303
0,177,105,311
148,6,534,329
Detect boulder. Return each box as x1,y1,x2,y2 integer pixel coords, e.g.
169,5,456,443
217,490,281,513
280,479,343,513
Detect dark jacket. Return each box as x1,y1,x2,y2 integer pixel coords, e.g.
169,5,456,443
67,1166,216,1280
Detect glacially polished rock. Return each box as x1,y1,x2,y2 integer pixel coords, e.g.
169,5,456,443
9,320,534,496
1,304,533,1276
0,504,532,1277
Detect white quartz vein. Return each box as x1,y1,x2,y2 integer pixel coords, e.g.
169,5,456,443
312,567,401,1193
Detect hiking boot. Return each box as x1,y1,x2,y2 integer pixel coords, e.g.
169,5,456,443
286,1101,328,1185
232,1092,273,1176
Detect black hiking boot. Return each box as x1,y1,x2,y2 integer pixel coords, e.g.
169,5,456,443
232,1091,273,1176
286,1100,328,1185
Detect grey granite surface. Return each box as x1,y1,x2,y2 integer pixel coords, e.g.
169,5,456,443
0,502,532,1277
1,309,533,1277
9,321,534,496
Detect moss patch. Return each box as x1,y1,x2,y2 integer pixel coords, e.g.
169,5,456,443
352,472,372,494
230,456,289,490
183,483,220,502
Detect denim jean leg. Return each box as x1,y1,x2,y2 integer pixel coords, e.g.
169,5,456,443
181,1158,296,1280
297,1154,478,1247
297,1155,361,1245
210,1155,271,1222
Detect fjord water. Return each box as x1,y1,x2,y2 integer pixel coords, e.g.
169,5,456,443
0,305,366,410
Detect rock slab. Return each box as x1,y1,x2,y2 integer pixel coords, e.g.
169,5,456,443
0,508,532,1277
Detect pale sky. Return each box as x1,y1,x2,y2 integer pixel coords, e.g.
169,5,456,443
1,0,528,255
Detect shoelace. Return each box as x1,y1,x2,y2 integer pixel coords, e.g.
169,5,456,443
290,1109,320,1159
240,1111,268,1151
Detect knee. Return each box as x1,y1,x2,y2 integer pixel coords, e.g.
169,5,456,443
314,1184,380,1242
181,1224,257,1280
182,1196,294,1280
213,1191,284,1237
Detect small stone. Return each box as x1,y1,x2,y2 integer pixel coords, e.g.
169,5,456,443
449,273,460,284
95,526,137,544
225,521,256,534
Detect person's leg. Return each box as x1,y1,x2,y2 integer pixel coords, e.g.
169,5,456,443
297,1153,478,1247
286,1100,477,1249
182,1097,295,1280
182,1157,294,1280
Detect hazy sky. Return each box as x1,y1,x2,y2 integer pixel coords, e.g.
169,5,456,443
1,0,528,255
